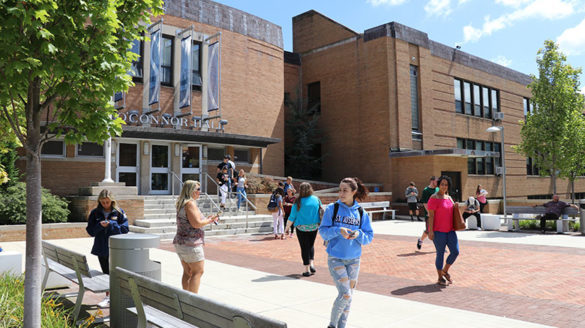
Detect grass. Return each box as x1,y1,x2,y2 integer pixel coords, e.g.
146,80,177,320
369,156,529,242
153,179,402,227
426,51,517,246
519,219,581,232
0,272,103,327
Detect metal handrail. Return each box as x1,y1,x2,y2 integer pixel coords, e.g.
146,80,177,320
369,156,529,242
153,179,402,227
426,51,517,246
170,171,183,197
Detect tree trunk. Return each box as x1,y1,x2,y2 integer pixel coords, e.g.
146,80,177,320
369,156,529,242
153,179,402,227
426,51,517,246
23,78,42,328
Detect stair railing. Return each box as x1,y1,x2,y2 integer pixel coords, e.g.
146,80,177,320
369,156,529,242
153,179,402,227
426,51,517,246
236,190,257,230
170,171,183,199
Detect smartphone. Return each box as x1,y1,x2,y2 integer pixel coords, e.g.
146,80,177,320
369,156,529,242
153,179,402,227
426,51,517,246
213,211,222,225
349,230,358,238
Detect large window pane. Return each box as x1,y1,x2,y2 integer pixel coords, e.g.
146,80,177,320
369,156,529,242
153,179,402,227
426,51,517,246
491,89,499,113
151,173,168,191
41,141,64,156
410,65,420,131
457,138,465,149
152,145,168,168
77,142,104,157
468,158,476,174
485,142,494,174
207,148,225,161
307,81,321,113
234,149,249,163
483,87,491,118
454,79,462,113
130,39,143,79
473,84,481,116
494,143,501,168
476,142,485,174
192,42,201,87
464,82,472,115
119,172,137,187
161,36,173,85
182,146,200,168
119,143,137,166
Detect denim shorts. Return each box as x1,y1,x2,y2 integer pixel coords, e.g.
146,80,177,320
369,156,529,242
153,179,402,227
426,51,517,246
174,244,205,263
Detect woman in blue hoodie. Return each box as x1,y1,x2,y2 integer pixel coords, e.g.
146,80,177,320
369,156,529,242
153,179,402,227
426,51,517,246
86,189,129,308
319,177,374,328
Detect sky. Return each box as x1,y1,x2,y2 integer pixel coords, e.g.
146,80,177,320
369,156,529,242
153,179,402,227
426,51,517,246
213,0,585,92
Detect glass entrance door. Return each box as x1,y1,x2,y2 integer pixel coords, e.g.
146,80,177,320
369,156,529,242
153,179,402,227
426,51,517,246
150,144,170,194
117,142,138,188
181,145,201,183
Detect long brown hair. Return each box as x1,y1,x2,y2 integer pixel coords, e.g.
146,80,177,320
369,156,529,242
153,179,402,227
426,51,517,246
294,182,313,210
97,189,120,212
476,185,482,195
341,177,368,202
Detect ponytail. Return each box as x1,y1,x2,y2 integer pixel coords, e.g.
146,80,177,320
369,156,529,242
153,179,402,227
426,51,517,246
341,177,369,202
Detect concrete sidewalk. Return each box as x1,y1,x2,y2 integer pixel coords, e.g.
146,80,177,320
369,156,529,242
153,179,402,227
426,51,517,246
2,220,570,327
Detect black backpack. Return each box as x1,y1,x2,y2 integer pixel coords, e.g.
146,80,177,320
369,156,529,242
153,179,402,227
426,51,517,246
323,203,364,246
267,193,279,212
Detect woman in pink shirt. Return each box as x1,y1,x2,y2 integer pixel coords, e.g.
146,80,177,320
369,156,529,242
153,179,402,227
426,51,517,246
475,185,488,213
427,175,460,286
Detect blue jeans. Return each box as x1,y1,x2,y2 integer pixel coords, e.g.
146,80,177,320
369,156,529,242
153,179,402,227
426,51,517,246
237,187,246,209
432,230,459,270
327,256,361,328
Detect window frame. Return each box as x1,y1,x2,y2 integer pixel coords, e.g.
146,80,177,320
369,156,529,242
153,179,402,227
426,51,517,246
76,142,105,158
130,38,144,83
453,77,499,119
192,41,202,89
41,140,66,158
161,34,174,87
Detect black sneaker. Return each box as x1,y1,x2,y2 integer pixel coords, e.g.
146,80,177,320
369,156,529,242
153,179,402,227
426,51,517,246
310,266,316,273
302,272,311,277
416,239,422,250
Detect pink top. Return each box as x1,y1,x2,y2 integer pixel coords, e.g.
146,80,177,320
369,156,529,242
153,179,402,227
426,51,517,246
476,189,487,203
173,205,204,247
427,197,454,233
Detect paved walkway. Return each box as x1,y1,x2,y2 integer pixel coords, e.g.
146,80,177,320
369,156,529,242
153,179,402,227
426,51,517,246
3,220,584,327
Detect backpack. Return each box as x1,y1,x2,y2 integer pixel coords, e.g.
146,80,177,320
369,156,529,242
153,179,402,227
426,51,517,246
323,203,364,246
267,193,279,212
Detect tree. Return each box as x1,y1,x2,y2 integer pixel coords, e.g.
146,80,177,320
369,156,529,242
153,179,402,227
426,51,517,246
284,93,325,180
0,1,162,326
515,40,585,195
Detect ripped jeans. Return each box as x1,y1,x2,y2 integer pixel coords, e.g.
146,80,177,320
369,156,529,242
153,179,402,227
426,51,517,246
327,256,361,328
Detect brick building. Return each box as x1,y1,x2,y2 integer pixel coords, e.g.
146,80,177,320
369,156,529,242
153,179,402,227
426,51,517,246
285,10,585,202
18,0,285,197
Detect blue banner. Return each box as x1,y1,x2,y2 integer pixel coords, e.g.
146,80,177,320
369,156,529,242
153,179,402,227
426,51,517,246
179,36,192,109
207,41,219,112
149,29,161,106
114,91,123,102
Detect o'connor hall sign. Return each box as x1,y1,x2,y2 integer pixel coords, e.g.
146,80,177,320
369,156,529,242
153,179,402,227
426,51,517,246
119,111,226,130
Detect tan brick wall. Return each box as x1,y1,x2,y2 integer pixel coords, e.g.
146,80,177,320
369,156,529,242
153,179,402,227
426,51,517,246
292,11,358,54
0,223,89,242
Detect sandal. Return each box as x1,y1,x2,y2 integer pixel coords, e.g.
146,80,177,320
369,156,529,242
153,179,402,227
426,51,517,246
442,271,453,284
437,277,449,286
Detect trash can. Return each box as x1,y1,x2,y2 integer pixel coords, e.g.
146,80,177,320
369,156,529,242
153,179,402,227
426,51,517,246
109,234,161,327
579,199,585,235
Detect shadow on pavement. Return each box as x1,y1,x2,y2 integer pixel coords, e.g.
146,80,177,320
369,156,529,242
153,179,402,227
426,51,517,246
252,274,296,282
391,283,446,295
397,251,435,257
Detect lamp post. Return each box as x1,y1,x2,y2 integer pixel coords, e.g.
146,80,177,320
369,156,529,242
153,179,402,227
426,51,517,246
487,126,506,221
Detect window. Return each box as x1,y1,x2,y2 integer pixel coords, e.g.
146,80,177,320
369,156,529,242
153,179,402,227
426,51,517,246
453,78,499,119
410,65,420,131
234,149,249,163
161,35,173,86
307,82,321,113
457,138,498,175
41,140,65,157
130,39,143,82
77,142,104,157
207,148,225,161
527,157,540,176
454,79,462,113
463,81,472,115
192,42,201,88
473,84,481,117
523,97,534,118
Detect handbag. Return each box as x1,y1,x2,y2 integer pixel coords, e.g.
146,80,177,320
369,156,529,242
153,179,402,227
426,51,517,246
452,203,466,231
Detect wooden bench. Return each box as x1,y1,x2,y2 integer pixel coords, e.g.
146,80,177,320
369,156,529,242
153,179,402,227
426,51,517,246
507,206,579,233
41,240,110,323
360,201,395,220
114,266,288,328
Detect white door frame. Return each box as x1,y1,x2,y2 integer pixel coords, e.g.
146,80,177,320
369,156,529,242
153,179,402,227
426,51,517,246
180,144,202,183
116,140,140,190
150,143,170,195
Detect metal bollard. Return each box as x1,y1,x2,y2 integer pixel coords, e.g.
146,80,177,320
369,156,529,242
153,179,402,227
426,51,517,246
580,200,585,235
109,234,161,327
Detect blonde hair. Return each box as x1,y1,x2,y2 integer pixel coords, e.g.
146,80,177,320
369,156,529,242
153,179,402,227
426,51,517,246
97,189,120,212
176,180,200,212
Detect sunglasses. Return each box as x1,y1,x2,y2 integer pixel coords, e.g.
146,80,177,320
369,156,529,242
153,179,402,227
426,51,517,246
196,188,201,191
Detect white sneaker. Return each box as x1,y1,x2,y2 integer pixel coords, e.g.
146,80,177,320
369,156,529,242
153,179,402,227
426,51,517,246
97,296,110,308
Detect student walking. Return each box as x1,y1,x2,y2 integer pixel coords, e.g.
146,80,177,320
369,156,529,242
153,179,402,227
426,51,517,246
427,175,460,286
271,187,285,239
283,187,296,238
86,189,129,308
173,180,219,293
236,169,248,209
285,182,322,276
416,176,438,250
405,182,420,221
319,177,374,328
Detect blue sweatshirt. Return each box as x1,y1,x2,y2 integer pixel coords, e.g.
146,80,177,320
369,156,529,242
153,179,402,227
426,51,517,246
288,195,321,226
319,200,374,260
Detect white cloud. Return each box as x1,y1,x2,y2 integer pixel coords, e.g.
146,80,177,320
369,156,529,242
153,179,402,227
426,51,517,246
463,0,577,43
425,0,452,16
557,18,585,56
366,0,409,6
491,55,513,67
495,0,531,7
458,0,471,4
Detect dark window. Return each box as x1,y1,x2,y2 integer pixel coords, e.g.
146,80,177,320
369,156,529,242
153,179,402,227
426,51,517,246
192,42,202,88
491,89,499,113
161,35,173,86
494,143,501,168
410,65,420,131
458,138,498,175
527,157,540,176
456,138,465,149
77,142,104,157
482,87,491,118
485,142,494,174
130,39,143,82
473,84,481,117
454,79,462,113
463,81,472,115
475,141,485,174
41,140,65,156
307,82,321,113
234,149,249,163
207,148,225,161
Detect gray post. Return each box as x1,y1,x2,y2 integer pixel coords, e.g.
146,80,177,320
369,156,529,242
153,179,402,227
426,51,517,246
109,234,161,327
579,199,585,235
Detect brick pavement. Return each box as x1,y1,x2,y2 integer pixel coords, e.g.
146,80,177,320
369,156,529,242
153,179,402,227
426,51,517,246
161,233,585,328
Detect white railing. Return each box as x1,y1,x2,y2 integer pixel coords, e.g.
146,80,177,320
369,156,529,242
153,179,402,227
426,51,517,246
204,172,257,231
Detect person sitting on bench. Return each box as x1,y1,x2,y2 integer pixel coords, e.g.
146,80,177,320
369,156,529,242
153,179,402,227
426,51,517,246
463,196,481,230
534,194,578,233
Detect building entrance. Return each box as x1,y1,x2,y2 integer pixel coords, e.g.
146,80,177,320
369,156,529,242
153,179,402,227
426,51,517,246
180,145,202,184
117,142,139,189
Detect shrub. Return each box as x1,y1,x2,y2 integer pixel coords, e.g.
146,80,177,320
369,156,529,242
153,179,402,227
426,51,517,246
246,175,278,194
0,182,70,225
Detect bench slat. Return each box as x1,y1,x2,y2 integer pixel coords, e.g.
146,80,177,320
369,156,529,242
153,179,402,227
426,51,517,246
127,307,198,328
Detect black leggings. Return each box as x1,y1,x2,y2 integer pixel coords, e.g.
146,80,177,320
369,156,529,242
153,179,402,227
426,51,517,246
541,213,558,231
283,215,295,234
98,255,109,274
295,230,317,265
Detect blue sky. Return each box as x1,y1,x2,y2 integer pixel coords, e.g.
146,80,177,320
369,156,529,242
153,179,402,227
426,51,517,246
214,0,585,92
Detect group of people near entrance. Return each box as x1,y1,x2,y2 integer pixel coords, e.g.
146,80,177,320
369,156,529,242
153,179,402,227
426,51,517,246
85,172,578,328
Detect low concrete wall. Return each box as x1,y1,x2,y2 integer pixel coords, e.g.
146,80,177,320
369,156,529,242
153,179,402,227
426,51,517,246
68,196,144,225
0,223,88,242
